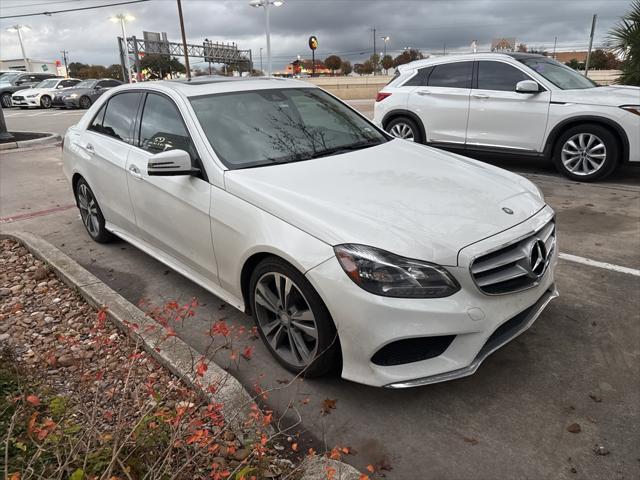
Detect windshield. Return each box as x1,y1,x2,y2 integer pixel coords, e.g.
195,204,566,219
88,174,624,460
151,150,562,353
36,79,58,89
75,79,96,89
190,88,387,169
0,72,21,83
520,57,597,90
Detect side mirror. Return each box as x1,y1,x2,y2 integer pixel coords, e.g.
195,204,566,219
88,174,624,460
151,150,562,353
147,149,199,176
57,85,65,89
516,80,540,94
94,85,102,90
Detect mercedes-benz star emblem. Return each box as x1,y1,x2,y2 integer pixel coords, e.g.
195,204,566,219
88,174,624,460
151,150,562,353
529,239,548,277
502,207,514,215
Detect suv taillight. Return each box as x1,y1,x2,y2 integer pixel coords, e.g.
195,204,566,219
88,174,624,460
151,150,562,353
376,92,391,102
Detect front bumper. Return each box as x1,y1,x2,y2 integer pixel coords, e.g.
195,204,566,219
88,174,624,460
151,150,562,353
11,96,38,107
305,205,558,388
61,97,80,108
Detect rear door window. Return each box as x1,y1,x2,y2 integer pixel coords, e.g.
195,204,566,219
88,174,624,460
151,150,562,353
99,92,142,143
404,67,433,87
428,62,473,88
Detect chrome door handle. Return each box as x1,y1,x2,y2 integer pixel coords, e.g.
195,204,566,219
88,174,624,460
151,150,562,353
417,90,432,96
128,164,142,179
472,94,489,99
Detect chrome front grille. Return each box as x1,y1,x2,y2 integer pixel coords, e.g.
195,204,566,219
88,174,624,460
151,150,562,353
470,219,556,295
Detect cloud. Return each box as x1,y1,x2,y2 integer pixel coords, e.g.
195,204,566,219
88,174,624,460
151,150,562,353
0,0,631,70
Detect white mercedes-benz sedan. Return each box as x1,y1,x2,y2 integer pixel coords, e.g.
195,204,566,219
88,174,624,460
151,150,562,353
62,77,558,388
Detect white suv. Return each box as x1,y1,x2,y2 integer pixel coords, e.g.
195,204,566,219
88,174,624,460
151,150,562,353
374,53,640,181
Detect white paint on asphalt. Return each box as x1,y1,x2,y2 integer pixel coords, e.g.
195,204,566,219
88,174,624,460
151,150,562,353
559,253,640,277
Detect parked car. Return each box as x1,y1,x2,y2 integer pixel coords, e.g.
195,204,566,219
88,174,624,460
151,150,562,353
63,77,557,388
54,78,122,109
11,77,81,109
374,53,640,181
0,71,58,108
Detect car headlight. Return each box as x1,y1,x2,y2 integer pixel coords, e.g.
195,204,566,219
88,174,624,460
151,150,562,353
25,93,38,98
68,93,78,98
620,105,640,116
334,244,460,298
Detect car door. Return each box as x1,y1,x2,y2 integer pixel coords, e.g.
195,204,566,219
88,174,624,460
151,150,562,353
466,60,551,152
408,61,473,144
125,92,218,283
78,92,142,235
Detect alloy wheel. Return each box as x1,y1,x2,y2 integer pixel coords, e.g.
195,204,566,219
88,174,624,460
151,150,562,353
560,133,607,176
77,183,100,237
388,122,415,141
41,96,52,108
80,97,91,109
254,272,318,367
1,94,11,108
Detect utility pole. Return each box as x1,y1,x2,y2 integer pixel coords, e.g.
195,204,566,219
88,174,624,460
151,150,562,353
372,28,377,74
60,50,69,77
176,0,191,79
552,36,557,60
584,14,597,76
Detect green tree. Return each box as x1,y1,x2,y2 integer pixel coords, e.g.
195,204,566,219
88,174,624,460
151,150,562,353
607,0,640,85
106,64,124,81
392,49,423,68
68,62,89,78
589,49,621,70
324,55,342,75
340,60,353,75
565,58,582,70
140,54,185,79
381,54,393,73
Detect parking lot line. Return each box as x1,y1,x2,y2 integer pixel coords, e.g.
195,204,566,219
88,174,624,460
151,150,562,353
559,252,640,277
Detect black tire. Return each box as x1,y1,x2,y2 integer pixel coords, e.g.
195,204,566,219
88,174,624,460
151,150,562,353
552,123,619,182
1,93,13,108
385,116,423,143
19,107,28,110
40,95,52,108
79,96,92,109
249,257,340,378
74,178,114,243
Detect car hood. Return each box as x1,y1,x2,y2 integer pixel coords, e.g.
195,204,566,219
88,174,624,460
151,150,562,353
13,87,52,96
58,87,90,96
552,85,640,107
224,140,545,266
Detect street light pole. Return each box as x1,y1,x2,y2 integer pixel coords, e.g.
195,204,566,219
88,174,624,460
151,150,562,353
176,0,191,80
110,14,135,82
249,0,284,77
60,50,69,77
7,25,30,71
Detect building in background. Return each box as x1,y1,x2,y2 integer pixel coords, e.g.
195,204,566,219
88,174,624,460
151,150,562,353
281,58,331,77
0,58,59,74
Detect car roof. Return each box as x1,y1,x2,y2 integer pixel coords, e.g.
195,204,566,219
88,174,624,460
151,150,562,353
124,75,316,97
398,52,545,71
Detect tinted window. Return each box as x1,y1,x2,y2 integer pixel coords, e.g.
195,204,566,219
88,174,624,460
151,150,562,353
100,80,121,88
61,80,79,87
428,62,473,88
477,61,531,91
89,105,107,133
404,67,433,87
139,93,196,161
100,92,141,143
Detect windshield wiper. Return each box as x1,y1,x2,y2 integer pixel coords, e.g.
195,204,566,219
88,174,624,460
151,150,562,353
308,139,384,159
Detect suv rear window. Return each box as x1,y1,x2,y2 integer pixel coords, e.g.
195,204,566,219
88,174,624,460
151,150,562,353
428,62,473,88
404,67,433,87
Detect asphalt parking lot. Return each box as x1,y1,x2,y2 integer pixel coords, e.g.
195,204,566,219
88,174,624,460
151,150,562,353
1,103,639,479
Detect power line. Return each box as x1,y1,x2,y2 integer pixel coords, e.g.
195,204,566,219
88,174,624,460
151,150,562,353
2,0,87,10
0,0,150,19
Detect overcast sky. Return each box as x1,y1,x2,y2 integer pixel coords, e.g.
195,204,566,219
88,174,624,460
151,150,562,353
0,0,633,71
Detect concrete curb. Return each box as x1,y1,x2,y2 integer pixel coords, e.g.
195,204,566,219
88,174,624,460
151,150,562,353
0,132,61,151
1,230,362,480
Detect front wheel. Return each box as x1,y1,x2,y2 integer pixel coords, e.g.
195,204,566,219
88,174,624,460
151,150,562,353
553,124,619,182
74,179,114,243
385,117,423,143
249,257,340,377
1,93,12,108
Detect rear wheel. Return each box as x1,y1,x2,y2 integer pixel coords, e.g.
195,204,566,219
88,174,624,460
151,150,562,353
249,257,340,377
385,116,423,143
74,178,114,243
79,96,92,109
553,124,619,182
40,95,52,108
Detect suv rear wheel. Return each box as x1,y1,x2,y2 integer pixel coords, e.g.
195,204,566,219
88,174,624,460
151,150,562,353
553,124,619,182
385,117,423,143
